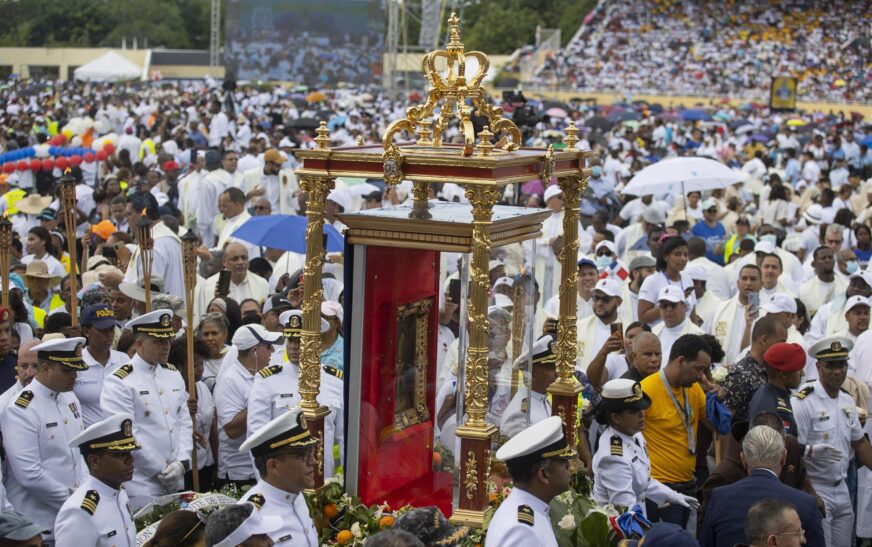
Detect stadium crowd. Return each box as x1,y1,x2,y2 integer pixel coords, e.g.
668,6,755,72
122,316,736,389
0,75,871,545
536,0,872,102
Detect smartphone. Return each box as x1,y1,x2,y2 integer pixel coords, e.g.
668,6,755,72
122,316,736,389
748,292,759,317
610,322,623,352
215,270,231,298
448,278,461,304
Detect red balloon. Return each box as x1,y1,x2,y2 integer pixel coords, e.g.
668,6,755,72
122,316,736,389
83,152,95,163
69,155,83,167
55,157,69,171
42,159,55,171
16,160,28,172
29,159,41,171
2,163,14,174
102,142,115,155
55,133,67,144
95,150,107,161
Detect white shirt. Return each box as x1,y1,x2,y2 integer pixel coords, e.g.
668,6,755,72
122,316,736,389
215,209,259,258
638,271,696,326
194,271,270,323
123,221,185,299
215,359,256,480
75,347,129,427
208,111,230,148
653,319,705,368
1,378,87,534
500,389,551,439
241,167,299,215
193,381,215,469
485,487,557,547
54,475,136,547
239,480,318,547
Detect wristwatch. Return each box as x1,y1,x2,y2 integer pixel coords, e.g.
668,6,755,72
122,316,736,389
181,460,191,473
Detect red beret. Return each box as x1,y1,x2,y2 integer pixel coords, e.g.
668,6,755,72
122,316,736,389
162,160,180,172
763,342,806,372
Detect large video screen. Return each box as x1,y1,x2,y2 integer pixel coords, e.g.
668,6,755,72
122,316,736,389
224,0,385,86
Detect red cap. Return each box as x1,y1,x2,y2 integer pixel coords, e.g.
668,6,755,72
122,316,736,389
162,160,180,172
763,342,806,372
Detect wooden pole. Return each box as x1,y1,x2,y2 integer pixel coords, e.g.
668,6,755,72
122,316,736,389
59,170,79,326
0,216,11,310
181,229,200,492
136,213,154,313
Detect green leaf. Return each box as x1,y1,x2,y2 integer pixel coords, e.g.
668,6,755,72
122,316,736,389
579,512,611,547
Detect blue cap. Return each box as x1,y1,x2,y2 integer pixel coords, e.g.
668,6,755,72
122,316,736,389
37,207,57,221
577,257,597,270
81,303,116,329
621,523,699,546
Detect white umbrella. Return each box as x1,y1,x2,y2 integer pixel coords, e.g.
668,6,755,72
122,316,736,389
622,157,747,197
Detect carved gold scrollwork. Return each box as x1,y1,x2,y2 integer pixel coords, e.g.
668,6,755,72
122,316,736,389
465,451,478,500
394,298,433,431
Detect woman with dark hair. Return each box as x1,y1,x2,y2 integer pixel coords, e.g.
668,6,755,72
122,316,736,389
853,224,872,267
793,298,811,336
760,184,790,227
636,235,693,326
592,378,695,514
143,509,206,547
169,337,218,491
207,295,242,338
22,226,66,281
197,311,231,390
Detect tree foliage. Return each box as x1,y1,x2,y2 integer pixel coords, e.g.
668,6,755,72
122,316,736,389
0,0,211,49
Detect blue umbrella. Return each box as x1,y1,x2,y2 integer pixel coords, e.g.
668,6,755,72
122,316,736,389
680,109,712,121
231,214,344,253
861,134,872,147
749,134,771,143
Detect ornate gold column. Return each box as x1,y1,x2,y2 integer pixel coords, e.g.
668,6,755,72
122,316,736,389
298,122,335,488
548,122,590,451
451,184,500,528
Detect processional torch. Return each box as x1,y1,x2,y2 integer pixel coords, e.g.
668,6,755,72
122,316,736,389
181,229,200,491
136,209,154,313
0,215,11,309
59,169,80,326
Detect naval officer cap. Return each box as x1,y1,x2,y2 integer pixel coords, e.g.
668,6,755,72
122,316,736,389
600,378,652,411
125,309,176,338
33,336,88,370
69,413,141,454
279,309,329,339
495,416,574,466
511,335,556,371
239,406,319,457
809,336,852,364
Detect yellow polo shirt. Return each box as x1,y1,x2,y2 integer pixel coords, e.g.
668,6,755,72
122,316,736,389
640,374,706,484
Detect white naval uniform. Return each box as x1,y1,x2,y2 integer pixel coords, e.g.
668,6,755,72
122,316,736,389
240,479,318,546
484,486,557,547
100,354,194,510
500,390,551,439
591,426,684,513
792,380,865,547
75,347,130,427
54,476,136,547
1,379,87,536
247,351,344,477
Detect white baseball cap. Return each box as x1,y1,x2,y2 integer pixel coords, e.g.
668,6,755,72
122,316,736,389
231,324,284,351
761,293,797,315
845,295,871,314
685,264,707,281
543,185,562,203
595,240,617,255
657,285,685,303
594,278,623,298
754,241,776,254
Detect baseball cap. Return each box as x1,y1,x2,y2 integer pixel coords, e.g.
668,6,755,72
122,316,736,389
543,185,562,203
628,255,656,271
577,257,597,270
81,303,116,329
641,206,666,225
845,295,870,314
593,278,622,298
754,240,776,254
761,293,797,315
702,198,718,211
595,240,617,255
657,285,684,303
231,324,284,351
37,207,57,221
684,264,707,281
321,300,343,323
262,295,292,315
0,511,43,540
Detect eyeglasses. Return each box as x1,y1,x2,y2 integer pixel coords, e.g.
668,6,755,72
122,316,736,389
774,529,805,539
659,301,681,309
592,294,614,303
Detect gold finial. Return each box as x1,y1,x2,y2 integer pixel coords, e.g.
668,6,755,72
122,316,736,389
477,126,494,157
564,121,579,149
447,12,462,49
356,135,365,146
315,121,331,150
416,119,433,146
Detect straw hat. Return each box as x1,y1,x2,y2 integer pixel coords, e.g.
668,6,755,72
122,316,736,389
17,194,53,215
23,260,61,286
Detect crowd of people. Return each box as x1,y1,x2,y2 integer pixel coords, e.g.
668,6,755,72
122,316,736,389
535,0,872,102
0,73,870,546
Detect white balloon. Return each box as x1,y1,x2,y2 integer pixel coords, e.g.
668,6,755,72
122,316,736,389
34,144,50,158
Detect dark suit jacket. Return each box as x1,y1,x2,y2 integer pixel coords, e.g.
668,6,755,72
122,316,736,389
699,432,817,520
700,468,825,547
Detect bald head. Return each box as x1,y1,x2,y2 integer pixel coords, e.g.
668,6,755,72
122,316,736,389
631,332,662,378
17,339,41,387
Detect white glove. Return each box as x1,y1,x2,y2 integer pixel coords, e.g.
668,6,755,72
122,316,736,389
680,494,700,511
157,461,184,492
806,443,844,465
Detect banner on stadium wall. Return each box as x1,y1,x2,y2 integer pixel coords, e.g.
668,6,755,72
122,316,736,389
770,77,798,111
224,0,386,86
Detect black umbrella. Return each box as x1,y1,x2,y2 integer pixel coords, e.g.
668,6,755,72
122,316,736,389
585,116,613,131
609,111,641,122
290,97,308,108
729,119,750,130
288,118,320,130
542,100,570,111
649,103,664,113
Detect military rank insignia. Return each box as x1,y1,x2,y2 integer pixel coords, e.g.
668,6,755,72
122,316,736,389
258,364,283,378
517,505,535,526
14,390,33,408
113,364,134,379
248,493,265,509
610,435,623,456
81,490,99,515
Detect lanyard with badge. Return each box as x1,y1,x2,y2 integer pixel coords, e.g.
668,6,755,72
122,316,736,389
659,369,695,455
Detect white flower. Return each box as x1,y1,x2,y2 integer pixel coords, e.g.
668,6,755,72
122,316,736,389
558,514,576,530
711,365,728,384
351,522,363,538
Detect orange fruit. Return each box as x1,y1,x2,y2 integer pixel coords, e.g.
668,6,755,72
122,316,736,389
432,451,442,466
336,530,354,544
379,515,396,528
488,492,498,503
322,503,339,519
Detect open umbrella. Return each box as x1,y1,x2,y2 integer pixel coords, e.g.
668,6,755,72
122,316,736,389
622,157,746,198
786,119,806,127
861,135,872,147
232,215,344,254
610,111,641,122
288,118,320,130
749,134,771,143
729,119,750,130
545,107,568,119
542,100,570,111
735,124,756,135
306,91,326,103
657,112,680,122
584,116,613,131
680,109,712,122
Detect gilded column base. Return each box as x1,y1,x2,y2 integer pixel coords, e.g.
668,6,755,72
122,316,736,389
451,422,497,528
548,383,584,452
301,406,331,488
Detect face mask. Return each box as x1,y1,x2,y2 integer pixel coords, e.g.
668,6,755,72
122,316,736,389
846,261,860,274
596,255,612,269
591,166,603,177
760,234,777,246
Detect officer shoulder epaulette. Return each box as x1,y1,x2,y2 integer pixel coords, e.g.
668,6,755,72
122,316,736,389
13,390,33,409
323,366,343,380
80,490,99,515
248,493,265,510
113,364,134,379
160,363,179,372
610,435,623,456
258,364,283,378
520,398,529,413
517,505,534,526
795,386,814,400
